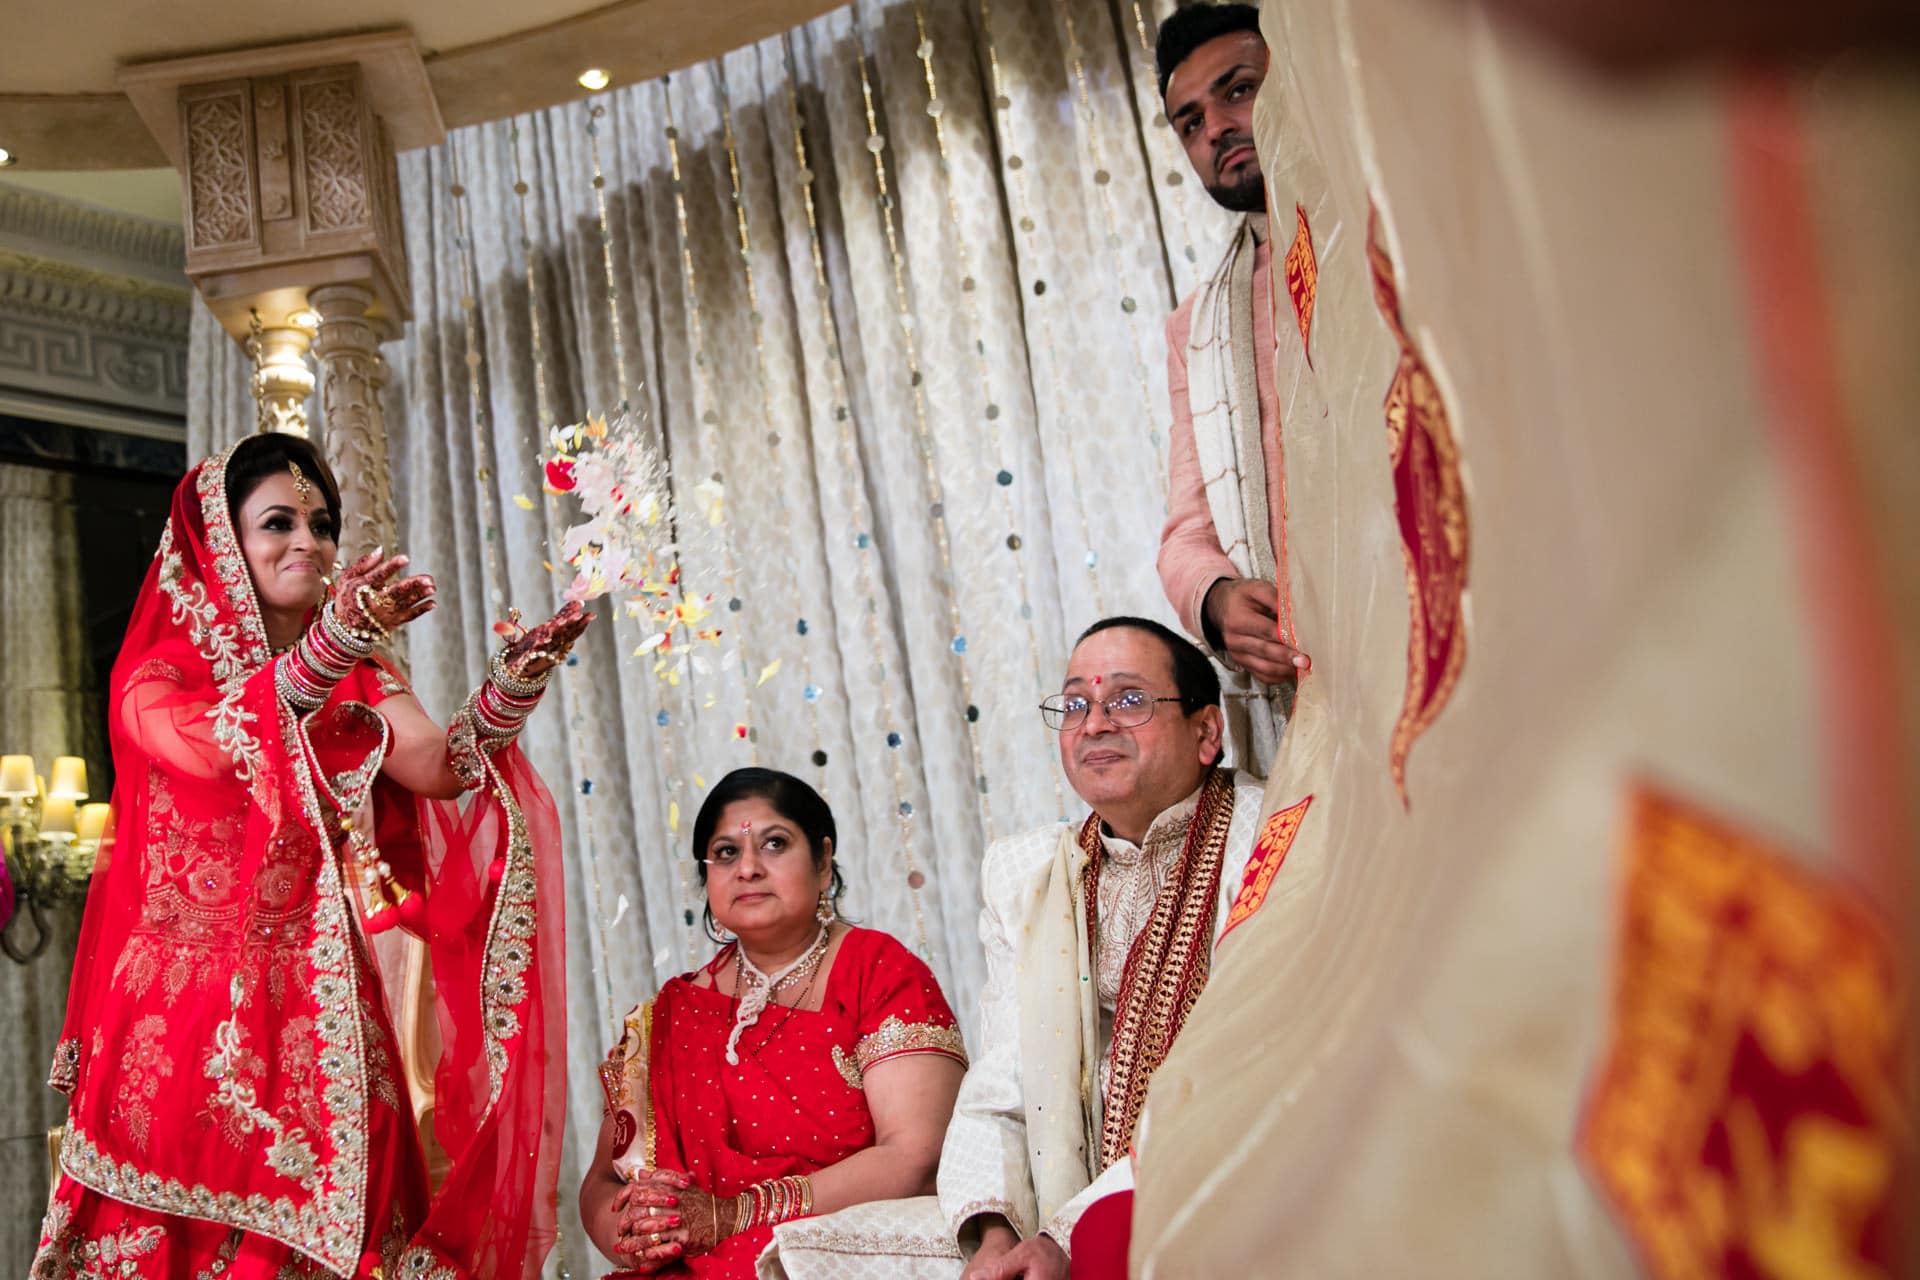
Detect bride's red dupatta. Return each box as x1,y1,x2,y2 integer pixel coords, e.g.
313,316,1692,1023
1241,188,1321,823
47,446,565,1278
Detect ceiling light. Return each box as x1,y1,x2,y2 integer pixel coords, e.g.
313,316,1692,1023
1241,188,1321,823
288,309,321,332
577,68,611,92
0,148,17,168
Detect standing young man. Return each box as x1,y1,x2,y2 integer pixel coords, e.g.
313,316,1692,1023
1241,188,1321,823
1155,4,1311,774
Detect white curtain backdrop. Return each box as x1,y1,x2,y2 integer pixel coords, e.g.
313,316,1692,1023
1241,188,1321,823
187,1,1232,1267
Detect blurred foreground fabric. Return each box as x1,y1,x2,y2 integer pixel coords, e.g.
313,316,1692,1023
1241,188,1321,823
1130,1,1918,1276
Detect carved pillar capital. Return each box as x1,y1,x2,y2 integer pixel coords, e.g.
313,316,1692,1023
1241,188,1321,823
246,323,316,436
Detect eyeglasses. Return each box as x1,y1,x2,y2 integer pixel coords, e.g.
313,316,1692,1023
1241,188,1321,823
1038,687,1188,733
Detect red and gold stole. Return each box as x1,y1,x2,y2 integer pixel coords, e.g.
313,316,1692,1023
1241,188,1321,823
1078,768,1237,1169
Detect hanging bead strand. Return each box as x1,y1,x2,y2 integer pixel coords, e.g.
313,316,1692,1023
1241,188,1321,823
848,13,997,845
660,76,762,765
778,31,930,957
907,1,1069,819
711,62,830,798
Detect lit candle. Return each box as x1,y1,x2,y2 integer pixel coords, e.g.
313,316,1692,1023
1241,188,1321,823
0,755,33,797
76,803,110,844
48,756,88,801
41,795,77,835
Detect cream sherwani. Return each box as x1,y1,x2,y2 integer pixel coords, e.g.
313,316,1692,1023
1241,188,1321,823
756,776,1262,1280
937,773,1264,1254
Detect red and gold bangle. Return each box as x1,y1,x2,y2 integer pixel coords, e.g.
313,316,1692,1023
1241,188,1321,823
278,603,371,712
730,1175,813,1234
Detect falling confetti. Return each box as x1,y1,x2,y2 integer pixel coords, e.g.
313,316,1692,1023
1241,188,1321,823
542,407,734,687
512,493,536,510
756,659,782,687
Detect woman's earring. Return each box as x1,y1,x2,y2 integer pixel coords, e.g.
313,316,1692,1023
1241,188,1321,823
815,890,834,926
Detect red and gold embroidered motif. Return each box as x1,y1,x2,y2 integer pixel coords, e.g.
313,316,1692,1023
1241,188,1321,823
1219,794,1311,945
1579,785,1906,1280
1282,203,1317,365
1367,205,1469,807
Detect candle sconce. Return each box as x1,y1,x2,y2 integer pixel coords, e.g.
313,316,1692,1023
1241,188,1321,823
0,754,107,964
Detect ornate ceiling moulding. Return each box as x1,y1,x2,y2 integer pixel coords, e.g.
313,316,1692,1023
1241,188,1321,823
0,184,186,283
1,0,843,170
0,187,190,429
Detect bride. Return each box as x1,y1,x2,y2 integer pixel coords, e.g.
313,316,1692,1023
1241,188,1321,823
36,432,585,1279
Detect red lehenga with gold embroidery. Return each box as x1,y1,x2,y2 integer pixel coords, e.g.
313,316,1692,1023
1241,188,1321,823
597,927,967,1278
34,447,566,1280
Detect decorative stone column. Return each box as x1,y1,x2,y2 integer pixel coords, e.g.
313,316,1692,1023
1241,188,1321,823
117,30,442,540
310,283,397,562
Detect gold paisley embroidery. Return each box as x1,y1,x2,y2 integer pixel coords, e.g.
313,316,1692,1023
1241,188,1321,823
113,1014,174,1153
30,1204,165,1280
156,535,245,685
114,773,313,1009
202,990,324,1191
207,685,264,780
363,1001,402,1113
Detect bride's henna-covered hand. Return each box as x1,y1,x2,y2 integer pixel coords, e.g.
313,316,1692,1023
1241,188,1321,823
332,548,435,635
501,599,592,679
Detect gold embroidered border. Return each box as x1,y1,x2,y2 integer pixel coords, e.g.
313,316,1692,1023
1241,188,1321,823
57,1122,347,1268
395,1243,461,1280
834,1017,968,1088
775,1224,962,1259
600,998,656,1167
476,751,537,1105
48,1036,79,1094
55,699,371,1274
949,1197,1025,1240
196,449,270,683
157,535,244,686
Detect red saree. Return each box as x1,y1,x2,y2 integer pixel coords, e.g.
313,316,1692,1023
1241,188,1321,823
598,927,966,1278
34,447,566,1280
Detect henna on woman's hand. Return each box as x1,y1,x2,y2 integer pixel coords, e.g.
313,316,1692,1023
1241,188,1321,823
502,599,592,679
332,549,435,635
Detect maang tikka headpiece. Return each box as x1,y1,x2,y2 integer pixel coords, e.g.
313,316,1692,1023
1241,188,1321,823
288,460,313,505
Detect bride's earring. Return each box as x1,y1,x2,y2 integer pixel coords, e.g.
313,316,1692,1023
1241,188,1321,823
815,890,834,926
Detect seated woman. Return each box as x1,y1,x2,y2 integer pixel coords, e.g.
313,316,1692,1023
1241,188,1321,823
582,767,968,1277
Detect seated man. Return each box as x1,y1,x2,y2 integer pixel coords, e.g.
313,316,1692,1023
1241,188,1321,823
759,619,1261,1280
940,617,1264,1279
